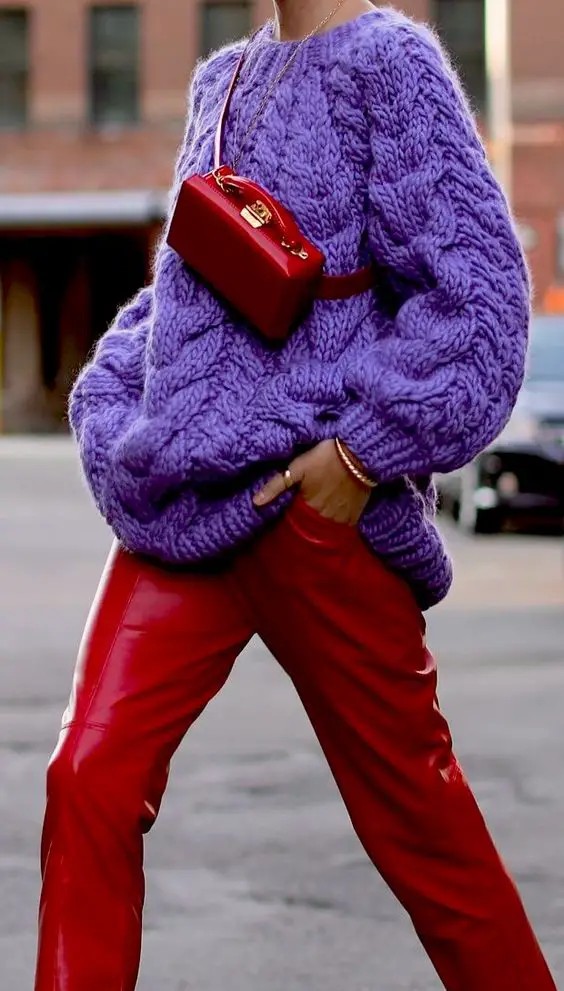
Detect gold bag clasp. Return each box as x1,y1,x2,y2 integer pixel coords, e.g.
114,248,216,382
241,200,272,229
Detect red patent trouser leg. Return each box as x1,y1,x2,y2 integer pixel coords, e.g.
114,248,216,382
34,493,557,991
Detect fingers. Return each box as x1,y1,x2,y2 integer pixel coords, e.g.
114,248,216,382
252,475,286,506
253,458,304,506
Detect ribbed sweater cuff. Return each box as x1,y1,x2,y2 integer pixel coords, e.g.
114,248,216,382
335,404,421,485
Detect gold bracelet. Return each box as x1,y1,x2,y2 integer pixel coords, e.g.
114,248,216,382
334,437,378,489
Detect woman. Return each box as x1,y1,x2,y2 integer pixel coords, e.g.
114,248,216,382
34,1,557,989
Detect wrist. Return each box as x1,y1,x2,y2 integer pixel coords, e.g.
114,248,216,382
334,437,378,490
339,440,368,473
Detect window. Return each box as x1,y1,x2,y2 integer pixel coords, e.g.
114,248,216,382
89,5,140,126
0,9,29,128
432,0,486,112
200,2,252,57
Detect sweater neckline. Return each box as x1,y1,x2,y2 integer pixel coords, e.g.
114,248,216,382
261,7,386,52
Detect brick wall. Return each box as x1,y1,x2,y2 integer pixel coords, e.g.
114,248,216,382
0,0,202,194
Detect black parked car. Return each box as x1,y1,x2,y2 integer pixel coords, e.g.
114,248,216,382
438,314,564,533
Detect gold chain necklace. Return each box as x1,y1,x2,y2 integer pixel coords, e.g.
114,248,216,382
231,0,348,174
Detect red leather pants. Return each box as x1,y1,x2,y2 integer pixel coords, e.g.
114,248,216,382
35,493,556,991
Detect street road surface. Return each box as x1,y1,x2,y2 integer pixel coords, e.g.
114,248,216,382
1,438,563,991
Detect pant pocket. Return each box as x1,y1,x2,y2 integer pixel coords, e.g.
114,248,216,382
285,491,358,548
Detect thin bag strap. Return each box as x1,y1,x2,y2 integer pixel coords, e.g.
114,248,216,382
210,25,376,300
214,28,262,170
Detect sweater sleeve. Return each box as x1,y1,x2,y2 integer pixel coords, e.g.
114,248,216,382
335,20,531,483
67,47,230,522
68,287,153,517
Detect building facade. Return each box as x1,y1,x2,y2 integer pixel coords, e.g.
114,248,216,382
0,0,563,431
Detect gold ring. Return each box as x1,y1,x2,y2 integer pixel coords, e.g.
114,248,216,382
283,468,294,490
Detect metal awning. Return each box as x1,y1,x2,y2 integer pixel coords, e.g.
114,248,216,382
0,190,170,229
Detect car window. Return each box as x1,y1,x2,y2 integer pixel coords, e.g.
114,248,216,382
526,318,564,383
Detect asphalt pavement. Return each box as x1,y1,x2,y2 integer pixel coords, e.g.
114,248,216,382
1,437,563,991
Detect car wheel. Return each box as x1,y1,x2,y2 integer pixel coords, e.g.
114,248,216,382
458,465,502,535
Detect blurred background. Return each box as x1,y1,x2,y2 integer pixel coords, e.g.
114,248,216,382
1,3,563,990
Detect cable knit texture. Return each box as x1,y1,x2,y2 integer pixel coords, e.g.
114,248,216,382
69,6,531,610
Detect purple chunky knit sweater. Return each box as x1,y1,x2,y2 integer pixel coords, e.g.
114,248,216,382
69,6,531,610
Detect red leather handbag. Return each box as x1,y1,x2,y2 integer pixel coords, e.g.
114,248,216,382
167,30,374,341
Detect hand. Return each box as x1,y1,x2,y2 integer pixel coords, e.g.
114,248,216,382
253,439,371,525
